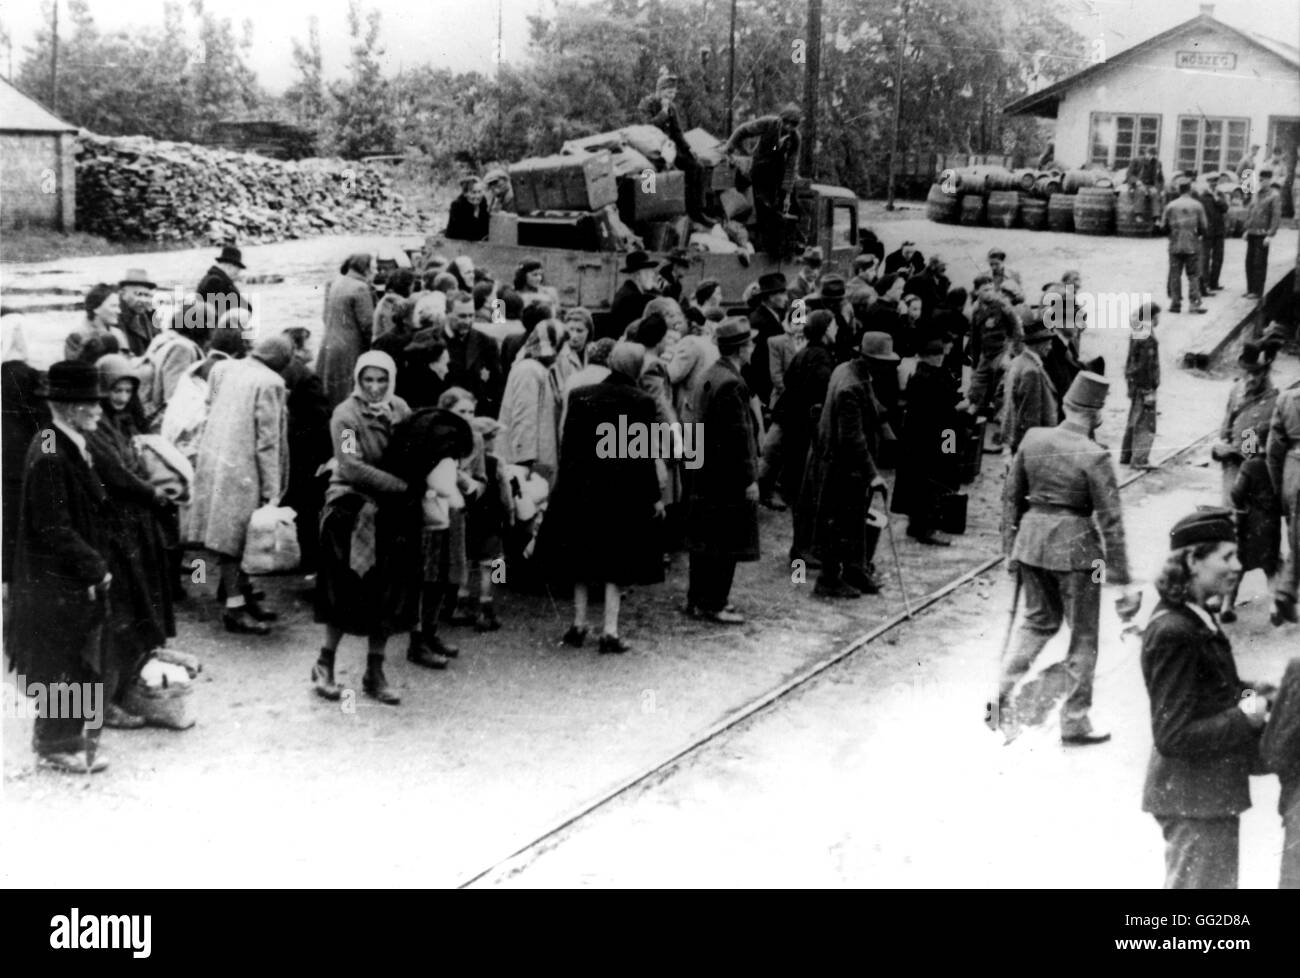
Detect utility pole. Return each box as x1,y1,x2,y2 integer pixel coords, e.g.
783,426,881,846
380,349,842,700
50,0,59,114
726,0,736,134
886,0,909,211
800,0,821,178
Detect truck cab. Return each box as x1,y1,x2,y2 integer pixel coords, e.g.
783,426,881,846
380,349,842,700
415,181,860,329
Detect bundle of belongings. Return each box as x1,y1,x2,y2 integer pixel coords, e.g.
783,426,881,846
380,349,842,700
122,648,201,730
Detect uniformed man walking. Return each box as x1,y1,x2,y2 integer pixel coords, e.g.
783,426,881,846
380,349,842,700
1157,180,1207,315
996,372,1141,744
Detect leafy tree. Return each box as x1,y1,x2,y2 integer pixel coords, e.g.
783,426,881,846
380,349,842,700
284,16,326,129
328,0,396,159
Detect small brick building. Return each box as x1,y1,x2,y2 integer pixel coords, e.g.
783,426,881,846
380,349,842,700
0,79,78,232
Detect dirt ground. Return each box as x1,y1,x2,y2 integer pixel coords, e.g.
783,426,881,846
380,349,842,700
1,216,1296,887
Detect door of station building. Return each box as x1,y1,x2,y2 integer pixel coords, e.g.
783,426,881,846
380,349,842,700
1267,116,1300,218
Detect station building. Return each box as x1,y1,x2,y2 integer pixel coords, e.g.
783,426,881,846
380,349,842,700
0,79,78,233
1004,5,1299,211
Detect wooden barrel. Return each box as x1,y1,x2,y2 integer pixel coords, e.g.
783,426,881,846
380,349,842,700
1033,174,1062,198
984,167,1034,193
1020,194,1048,230
960,193,986,226
950,164,1011,194
986,189,1020,228
1062,169,1115,194
1115,185,1154,237
926,183,960,223
1047,193,1075,231
1073,187,1116,234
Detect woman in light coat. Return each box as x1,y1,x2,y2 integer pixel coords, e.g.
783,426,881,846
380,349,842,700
317,253,376,407
498,320,564,485
184,335,292,635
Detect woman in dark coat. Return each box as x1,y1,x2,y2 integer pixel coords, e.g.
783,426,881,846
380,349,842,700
86,354,177,727
1141,509,1270,889
317,253,376,407
2,315,49,584
775,310,834,558
281,328,333,575
7,361,115,773
893,337,962,545
543,341,663,653
446,177,490,241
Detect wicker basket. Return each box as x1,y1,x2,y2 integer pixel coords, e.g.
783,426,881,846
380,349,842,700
123,677,196,730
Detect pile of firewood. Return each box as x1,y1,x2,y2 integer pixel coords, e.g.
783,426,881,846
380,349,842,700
75,133,425,243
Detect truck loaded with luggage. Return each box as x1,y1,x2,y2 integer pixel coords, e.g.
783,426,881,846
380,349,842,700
416,121,860,329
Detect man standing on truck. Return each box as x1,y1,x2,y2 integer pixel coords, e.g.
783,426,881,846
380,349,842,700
639,72,712,228
723,104,803,258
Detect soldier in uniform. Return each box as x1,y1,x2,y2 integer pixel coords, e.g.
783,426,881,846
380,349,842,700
639,72,712,227
996,372,1141,745
1213,341,1279,504
1157,180,1207,314
1266,374,1300,625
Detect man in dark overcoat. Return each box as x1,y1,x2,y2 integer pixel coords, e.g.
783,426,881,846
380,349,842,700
443,292,503,417
746,271,789,409
604,251,660,342
1141,509,1270,889
894,336,962,546
196,245,251,319
776,310,835,564
1002,323,1059,456
6,361,114,773
685,319,761,624
798,333,889,599
998,372,1140,744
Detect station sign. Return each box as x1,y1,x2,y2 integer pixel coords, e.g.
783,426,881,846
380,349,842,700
1175,50,1237,70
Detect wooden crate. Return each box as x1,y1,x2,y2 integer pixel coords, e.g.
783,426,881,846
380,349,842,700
510,152,618,213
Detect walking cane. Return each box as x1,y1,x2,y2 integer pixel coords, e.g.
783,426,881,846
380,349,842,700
986,563,1022,734
875,484,913,618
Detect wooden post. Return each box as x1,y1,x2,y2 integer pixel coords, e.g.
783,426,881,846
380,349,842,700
50,0,59,114
801,0,821,179
886,0,909,211
726,0,737,135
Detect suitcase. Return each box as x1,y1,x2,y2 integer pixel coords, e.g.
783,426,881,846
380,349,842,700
516,212,616,252
640,220,681,253
509,152,618,213
488,211,518,245
959,418,986,484
936,492,968,536
710,162,737,191
618,169,687,223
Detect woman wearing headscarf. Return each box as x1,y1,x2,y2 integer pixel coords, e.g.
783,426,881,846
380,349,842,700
87,354,177,727
498,320,565,485
65,284,129,362
317,253,376,407
1141,509,1272,889
542,341,664,653
2,315,49,586
184,335,292,635
446,177,490,241
312,350,418,704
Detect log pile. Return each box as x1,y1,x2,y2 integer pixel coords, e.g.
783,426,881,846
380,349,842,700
75,133,424,243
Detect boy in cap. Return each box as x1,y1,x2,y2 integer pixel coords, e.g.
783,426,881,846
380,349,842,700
996,370,1140,744
1120,301,1162,468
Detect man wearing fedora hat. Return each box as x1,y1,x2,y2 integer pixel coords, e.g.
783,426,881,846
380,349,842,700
7,361,115,773
605,251,661,342
686,318,762,624
788,247,824,301
998,370,1140,745
1002,320,1059,456
806,274,861,364
196,245,251,321
116,268,158,356
746,271,790,409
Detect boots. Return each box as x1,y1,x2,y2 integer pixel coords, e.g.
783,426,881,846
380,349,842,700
474,602,501,632
362,660,400,705
311,651,342,701
406,632,450,670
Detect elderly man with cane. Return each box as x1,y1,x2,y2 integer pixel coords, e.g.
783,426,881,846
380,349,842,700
992,372,1142,745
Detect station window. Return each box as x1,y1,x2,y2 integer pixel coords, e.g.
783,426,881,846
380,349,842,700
1176,116,1250,174
1088,113,1160,168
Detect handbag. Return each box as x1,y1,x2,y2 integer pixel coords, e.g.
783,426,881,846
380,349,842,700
936,492,968,535
240,504,301,575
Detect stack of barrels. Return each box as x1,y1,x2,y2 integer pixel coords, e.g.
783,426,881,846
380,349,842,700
927,164,1159,238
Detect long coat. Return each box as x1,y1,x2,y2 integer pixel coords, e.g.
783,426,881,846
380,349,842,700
317,270,375,407
184,357,289,557
774,339,834,505
445,327,503,419
1217,375,1278,501
499,357,562,484
1002,348,1059,455
687,358,760,561
606,280,653,341
542,372,664,585
1141,601,1261,818
196,265,251,316
86,406,176,663
745,303,784,406
1230,455,1282,574
2,359,48,582
797,358,883,562
893,360,961,517
7,428,112,686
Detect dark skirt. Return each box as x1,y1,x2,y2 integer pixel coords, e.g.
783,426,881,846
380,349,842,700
315,491,420,637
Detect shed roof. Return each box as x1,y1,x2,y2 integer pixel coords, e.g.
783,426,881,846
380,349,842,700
1004,13,1300,119
0,78,78,134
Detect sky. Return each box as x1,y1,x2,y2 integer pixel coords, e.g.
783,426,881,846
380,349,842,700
0,0,1295,95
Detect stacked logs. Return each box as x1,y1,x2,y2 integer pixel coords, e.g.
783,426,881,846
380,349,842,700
75,133,424,243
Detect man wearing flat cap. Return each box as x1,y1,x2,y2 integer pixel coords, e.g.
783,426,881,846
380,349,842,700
1141,508,1273,888
639,71,711,227
686,318,762,624
997,371,1140,745
723,104,802,256
116,268,158,356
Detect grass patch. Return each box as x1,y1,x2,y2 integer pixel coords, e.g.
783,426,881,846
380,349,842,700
1,228,208,265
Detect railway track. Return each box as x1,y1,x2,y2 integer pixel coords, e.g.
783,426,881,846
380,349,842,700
455,428,1217,888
